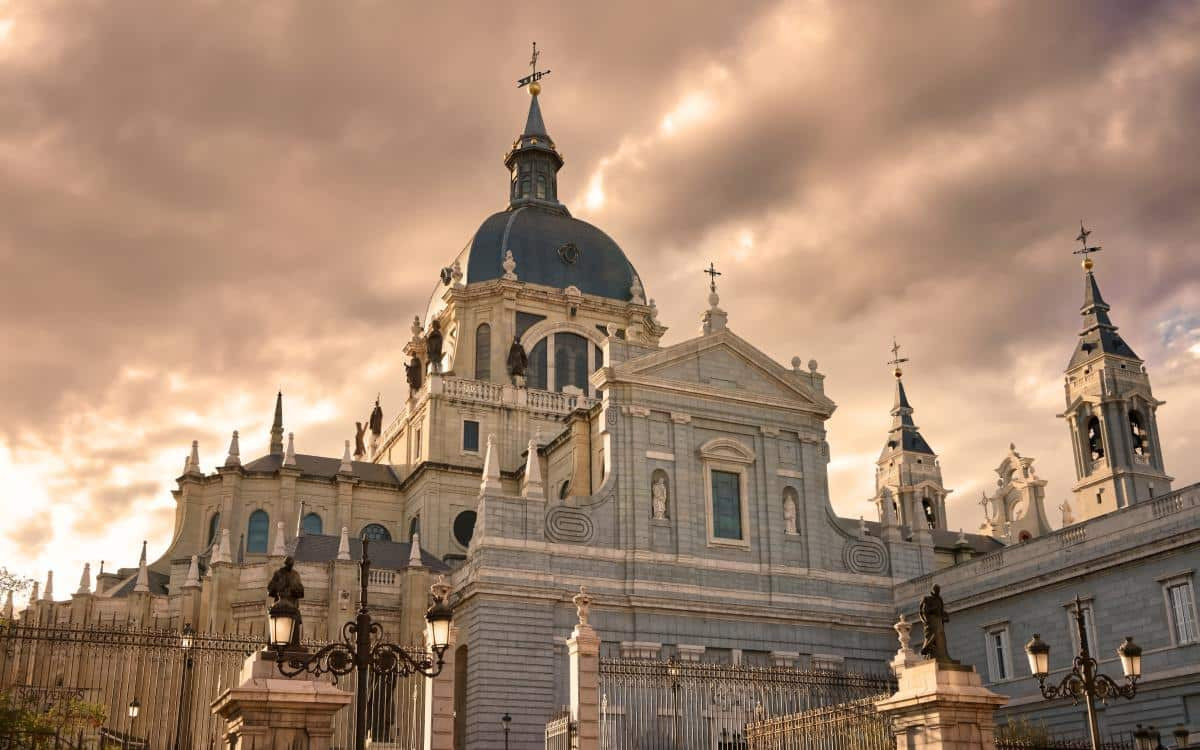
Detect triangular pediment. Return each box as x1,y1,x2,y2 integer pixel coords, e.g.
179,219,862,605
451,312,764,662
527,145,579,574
610,329,835,415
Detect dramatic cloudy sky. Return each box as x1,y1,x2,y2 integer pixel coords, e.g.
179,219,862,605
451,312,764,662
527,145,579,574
3,1,1198,599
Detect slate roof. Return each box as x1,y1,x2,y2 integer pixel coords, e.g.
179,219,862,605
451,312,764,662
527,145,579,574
463,205,639,302
836,517,1004,555
1067,271,1140,369
241,453,401,486
108,570,170,597
880,378,935,457
288,534,450,573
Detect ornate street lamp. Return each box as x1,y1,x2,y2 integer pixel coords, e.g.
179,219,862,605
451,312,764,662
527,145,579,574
123,699,140,750
501,712,512,750
174,623,195,750
1024,597,1141,750
268,538,453,750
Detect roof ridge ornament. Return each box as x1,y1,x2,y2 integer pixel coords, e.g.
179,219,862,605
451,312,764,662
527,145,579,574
1074,220,1103,271
517,41,551,95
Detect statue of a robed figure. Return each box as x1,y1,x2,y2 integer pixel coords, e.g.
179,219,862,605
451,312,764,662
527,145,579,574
919,584,956,664
267,556,305,651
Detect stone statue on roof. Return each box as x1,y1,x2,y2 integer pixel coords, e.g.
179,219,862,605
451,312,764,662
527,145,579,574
405,355,423,392
507,336,528,383
425,320,443,373
354,422,366,458
369,399,383,436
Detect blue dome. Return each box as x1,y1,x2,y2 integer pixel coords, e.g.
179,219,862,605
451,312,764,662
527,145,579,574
464,205,639,301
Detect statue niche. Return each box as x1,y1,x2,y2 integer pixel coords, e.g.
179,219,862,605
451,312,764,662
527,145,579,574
651,471,670,520
782,488,799,535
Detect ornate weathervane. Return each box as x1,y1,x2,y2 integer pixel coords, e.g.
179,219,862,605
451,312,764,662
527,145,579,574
703,261,722,293
887,338,909,379
1074,221,1103,271
517,41,551,93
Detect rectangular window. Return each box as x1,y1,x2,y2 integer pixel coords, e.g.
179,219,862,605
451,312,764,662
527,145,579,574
463,420,480,453
414,428,422,460
711,470,743,540
1167,581,1199,644
986,628,1010,681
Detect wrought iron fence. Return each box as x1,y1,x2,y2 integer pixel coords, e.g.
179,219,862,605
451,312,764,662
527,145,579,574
996,734,1135,750
598,658,896,750
545,707,578,750
744,694,891,750
0,622,426,750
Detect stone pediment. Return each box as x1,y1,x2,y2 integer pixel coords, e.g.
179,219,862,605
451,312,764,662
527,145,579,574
610,330,835,416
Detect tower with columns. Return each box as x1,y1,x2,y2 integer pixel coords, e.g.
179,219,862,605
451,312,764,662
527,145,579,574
873,345,950,538
1059,227,1172,521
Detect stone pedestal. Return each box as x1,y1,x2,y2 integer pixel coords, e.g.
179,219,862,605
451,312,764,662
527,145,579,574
210,650,352,750
875,660,1008,750
424,625,457,750
568,623,601,750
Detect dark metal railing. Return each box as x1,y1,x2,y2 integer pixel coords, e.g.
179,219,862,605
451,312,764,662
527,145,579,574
545,707,578,750
598,658,896,750
0,622,425,749
744,694,892,750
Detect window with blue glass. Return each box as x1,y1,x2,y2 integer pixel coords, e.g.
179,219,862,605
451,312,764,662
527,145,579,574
301,513,322,536
554,332,589,393
463,420,480,453
527,339,548,390
247,510,270,553
711,470,743,540
361,523,391,542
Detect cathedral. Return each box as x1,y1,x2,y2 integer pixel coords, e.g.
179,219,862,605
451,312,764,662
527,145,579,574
17,77,1199,746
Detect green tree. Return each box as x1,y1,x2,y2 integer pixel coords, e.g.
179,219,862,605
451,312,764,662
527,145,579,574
0,690,108,748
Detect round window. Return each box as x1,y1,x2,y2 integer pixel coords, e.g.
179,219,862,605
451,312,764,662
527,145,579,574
453,511,477,547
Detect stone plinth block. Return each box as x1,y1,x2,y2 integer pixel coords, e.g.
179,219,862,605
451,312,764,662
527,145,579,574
211,650,352,750
875,659,1008,750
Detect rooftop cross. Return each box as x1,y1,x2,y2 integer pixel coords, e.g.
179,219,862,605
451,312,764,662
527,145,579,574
1073,220,1103,270
703,261,722,293
887,338,909,378
517,41,551,91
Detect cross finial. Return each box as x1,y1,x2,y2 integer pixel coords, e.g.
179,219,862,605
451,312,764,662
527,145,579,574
517,42,551,91
703,261,722,293
1073,220,1102,270
887,338,909,378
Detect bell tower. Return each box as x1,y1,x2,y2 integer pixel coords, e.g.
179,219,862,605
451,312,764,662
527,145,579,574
873,341,950,536
1059,224,1171,521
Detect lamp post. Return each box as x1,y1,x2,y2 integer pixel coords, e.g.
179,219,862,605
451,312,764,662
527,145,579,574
173,623,195,750
501,712,512,750
1024,596,1141,750
123,698,139,750
269,539,453,750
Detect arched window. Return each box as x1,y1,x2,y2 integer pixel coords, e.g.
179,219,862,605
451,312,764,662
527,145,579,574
453,511,476,547
361,524,391,542
1086,416,1105,460
527,338,548,390
1128,411,1148,457
475,323,491,381
247,510,269,554
207,513,221,547
921,494,937,529
536,174,547,200
554,332,589,393
301,513,323,536
409,516,420,541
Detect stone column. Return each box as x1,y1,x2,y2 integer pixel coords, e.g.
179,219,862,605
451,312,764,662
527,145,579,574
874,658,1008,750
424,623,457,750
211,650,352,750
568,587,601,750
